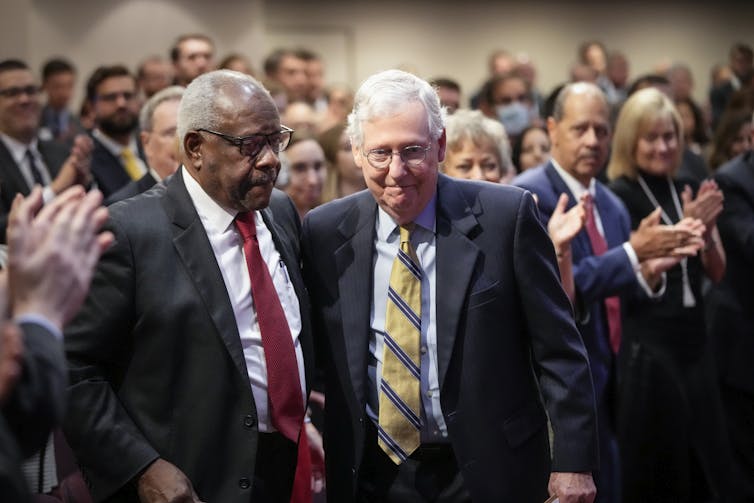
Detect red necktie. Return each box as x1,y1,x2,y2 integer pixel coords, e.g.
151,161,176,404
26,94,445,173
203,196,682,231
235,211,304,442
583,195,622,354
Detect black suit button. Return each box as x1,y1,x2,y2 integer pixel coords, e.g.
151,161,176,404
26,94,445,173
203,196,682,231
239,477,251,489
243,415,255,428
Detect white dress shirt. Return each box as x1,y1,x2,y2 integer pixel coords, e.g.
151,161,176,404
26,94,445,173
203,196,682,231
182,167,306,432
0,133,55,203
92,128,147,178
367,196,449,441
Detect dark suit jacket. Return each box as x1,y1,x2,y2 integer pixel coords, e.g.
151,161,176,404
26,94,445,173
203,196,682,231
513,163,643,502
301,174,598,502
711,151,754,395
0,139,69,243
89,134,146,198
63,169,314,502
105,172,157,206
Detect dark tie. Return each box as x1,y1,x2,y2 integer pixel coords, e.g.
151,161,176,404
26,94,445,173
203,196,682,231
235,211,304,442
25,149,45,186
379,224,422,464
583,194,622,354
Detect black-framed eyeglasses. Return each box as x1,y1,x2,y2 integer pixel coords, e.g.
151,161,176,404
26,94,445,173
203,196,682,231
197,126,294,158
362,145,431,169
0,85,40,99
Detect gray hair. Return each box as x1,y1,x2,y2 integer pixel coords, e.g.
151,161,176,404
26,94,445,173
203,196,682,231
444,109,513,174
346,69,446,148
139,85,184,131
551,82,607,121
177,69,270,153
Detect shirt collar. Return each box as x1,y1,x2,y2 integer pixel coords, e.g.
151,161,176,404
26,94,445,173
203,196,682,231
376,193,437,242
181,165,238,235
550,158,596,199
92,128,138,157
0,133,38,165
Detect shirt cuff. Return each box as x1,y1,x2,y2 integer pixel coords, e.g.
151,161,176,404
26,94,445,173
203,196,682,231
14,314,63,341
42,186,56,204
623,242,666,298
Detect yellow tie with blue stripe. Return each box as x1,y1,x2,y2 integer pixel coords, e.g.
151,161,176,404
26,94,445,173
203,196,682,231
378,224,422,464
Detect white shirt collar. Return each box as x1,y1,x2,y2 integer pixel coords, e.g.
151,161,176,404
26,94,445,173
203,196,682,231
92,128,138,156
550,158,596,199
0,132,38,165
376,193,437,242
181,165,238,235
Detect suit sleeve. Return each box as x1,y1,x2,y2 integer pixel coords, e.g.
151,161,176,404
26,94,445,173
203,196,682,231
716,172,754,262
513,192,599,472
63,216,159,498
1,321,66,458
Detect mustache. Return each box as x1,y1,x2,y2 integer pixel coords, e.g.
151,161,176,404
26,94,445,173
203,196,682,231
247,167,279,187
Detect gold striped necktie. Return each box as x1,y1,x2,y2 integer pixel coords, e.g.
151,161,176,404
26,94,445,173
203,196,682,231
378,224,422,464
120,147,142,180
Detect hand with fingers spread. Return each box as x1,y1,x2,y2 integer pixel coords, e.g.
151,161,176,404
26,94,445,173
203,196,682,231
7,186,113,330
50,134,94,194
629,207,705,261
548,193,586,301
681,180,724,236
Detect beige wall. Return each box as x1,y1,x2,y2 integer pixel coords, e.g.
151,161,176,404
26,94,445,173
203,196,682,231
2,0,752,107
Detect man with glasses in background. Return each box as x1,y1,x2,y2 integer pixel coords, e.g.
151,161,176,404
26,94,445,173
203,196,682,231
0,59,92,243
86,65,148,197
64,70,313,503
302,69,598,502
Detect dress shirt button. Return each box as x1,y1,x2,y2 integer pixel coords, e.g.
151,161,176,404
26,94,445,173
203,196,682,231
426,390,433,398
243,415,255,428
421,345,427,355
239,477,251,489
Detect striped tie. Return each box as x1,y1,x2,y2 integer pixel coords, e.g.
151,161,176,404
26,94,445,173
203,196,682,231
120,147,142,181
378,224,422,464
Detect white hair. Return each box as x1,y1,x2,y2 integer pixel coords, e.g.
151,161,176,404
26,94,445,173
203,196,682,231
177,69,270,154
346,69,446,148
444,109,513,174
139,85,184,131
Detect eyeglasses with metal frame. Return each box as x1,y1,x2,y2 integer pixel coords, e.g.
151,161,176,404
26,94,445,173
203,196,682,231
361,145,432,170
196,126,294,158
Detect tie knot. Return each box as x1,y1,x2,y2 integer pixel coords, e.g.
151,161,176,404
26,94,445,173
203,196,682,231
234,211,257,241
399,224,414,244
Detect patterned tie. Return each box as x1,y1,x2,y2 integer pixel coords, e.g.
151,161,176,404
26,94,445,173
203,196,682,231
235,211,305,442
378,224,422,464
120,147,142,181
583,194,622,354
25,149,45,186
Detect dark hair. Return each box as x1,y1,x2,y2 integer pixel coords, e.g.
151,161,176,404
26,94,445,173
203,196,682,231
170,34,214,63
0,59,29,75
429,78,461,93
483,71,531,106
578,40,607,65
730,42,754,61
627,74,670,97
294,48,319,62
41,58,75,82
263,48,300,77
85,65,134,102
709,108,753,170
674,97,709,146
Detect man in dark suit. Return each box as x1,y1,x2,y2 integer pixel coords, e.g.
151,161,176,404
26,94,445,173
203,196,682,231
0,59,92,242
38,58,86,146
709,131,754,501
1,185,112,502
64,70,312,502
513,82,704,502
709,43,753,130
302,69,598,503
106,85,183,205
86,65,148,197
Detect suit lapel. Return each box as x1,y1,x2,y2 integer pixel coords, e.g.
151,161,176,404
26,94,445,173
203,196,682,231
0,140,32,196
435,175,481,389
334,194,376,407
165,170,248,380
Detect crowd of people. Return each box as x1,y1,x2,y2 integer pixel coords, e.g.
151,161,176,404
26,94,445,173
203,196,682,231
0,31,752,503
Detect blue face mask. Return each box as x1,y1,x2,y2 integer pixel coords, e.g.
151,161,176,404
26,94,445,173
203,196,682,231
496,102,531,137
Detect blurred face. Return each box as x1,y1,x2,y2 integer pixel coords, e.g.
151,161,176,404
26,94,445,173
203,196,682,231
728,121,753,158
635,116,679,176
284,139,326,215
175,38,215,85
276,55,308,101
675,101,695,142
306,59,324,100
585,44,607,74
444,138,501,183
141,99,180,179
548,90,610,186
492,77,529,107
437,86,460,114
519,128,551,171
669,68,693,101
188,89,282,211
43,71,75,110
354,101,444,225
139,60,174,98
0,69,40,142
337,128,361,182
282,102,316,136
93,75,139,138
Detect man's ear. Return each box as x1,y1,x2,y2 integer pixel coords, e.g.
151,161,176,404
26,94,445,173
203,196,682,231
184,132,203,168
437,129,447,163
